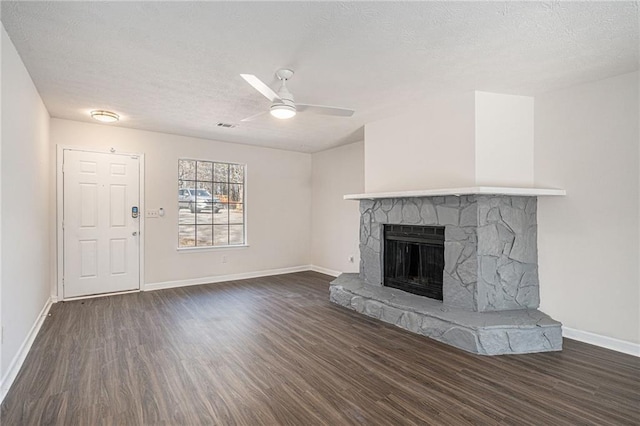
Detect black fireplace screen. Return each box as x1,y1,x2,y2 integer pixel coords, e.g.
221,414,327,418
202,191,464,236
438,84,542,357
383,224,445,300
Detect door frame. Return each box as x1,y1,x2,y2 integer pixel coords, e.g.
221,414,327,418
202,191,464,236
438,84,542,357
56,145,145,301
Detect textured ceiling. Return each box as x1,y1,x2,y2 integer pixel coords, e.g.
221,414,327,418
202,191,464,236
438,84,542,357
1,1,638,153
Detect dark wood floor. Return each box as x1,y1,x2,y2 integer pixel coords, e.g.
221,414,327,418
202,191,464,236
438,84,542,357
2,272,639,425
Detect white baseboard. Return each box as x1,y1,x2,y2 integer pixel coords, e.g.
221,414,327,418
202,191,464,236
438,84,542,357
563,327,640,357
309,265,342,277
0,297,53,403
144,265,313,292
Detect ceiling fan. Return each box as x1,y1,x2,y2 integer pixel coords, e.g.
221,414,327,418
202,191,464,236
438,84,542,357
240,68,355,121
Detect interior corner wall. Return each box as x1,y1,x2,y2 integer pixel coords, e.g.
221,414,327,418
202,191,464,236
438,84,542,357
1,26,51,377
535,71,639,344
364,92,476,192
311,141,364,275
475,91,534,186
49,119,312,288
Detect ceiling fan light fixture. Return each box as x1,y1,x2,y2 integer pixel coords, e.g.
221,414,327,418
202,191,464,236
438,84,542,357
90,110,120,123
270,104,296,119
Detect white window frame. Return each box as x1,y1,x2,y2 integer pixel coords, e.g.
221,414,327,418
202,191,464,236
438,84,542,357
177,158,248,251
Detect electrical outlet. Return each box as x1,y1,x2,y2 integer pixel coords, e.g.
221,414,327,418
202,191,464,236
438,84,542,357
222,256,228,264
146,209,160,218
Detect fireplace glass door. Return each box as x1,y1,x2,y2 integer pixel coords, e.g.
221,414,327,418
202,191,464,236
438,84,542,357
383,225,444,300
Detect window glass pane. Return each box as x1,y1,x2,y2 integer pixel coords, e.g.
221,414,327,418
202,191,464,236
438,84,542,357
213,183,228,202
214,163,228,182
196,210,212,225
229,225,244,245
196,182,213,194
197,181,213,201
214,225,229,246
179,208,195,225
196,161,213,182
196,225,213,246
178,184,186,210
229,184,243,203
215,205,229,225
179,225,195,247
179,160,196,180
179,214,193,226
213,201,224,216
228,203,244,224
229,164,244,183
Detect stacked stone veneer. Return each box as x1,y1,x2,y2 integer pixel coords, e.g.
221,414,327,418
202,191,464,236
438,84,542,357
359,195,539,312
330,194,562,355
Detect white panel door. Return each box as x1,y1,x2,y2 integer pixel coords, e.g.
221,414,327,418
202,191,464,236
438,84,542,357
63,150,140,298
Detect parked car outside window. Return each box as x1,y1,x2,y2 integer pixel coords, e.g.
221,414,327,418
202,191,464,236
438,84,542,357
178,188,221,213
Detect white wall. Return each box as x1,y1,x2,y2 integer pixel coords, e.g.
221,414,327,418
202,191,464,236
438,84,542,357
311,141,364,275
364,93,476,192
1,26,51,377
475,91,534,186
535,72,639,344
364,91,536,192
50,119,312,288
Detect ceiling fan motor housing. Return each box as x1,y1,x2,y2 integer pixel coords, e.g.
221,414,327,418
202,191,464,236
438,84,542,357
273,77,296,113
276,80,295,104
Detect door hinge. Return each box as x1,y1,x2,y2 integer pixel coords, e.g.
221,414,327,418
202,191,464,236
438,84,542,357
62,163,64,173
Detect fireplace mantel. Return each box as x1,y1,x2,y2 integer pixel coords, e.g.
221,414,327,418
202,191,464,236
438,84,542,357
344,186,565,200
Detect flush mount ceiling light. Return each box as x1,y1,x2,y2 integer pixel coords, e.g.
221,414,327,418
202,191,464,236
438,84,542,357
90,110,119,123
269,103,296,119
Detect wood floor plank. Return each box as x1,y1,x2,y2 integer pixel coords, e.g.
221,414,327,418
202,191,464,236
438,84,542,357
2,271,639,425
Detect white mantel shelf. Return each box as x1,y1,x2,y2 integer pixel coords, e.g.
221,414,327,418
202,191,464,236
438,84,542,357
344,186,566,200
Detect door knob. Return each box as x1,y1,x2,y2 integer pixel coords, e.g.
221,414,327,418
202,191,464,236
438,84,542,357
132,231,138,236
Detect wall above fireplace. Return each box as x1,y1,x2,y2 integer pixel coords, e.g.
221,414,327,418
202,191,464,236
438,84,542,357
364,92,539,193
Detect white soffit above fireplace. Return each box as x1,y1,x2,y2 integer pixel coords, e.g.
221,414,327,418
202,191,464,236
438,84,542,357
344,186,566,200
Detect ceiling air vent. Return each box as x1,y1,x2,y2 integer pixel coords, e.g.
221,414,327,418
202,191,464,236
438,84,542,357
216,122,236,128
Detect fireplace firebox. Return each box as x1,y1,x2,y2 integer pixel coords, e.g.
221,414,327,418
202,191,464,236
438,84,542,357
383,224,445,300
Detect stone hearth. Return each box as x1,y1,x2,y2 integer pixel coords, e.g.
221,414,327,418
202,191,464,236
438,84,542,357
330,274,562,355
330,192,563,355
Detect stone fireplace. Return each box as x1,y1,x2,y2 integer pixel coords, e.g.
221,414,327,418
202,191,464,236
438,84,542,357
330,187,565,355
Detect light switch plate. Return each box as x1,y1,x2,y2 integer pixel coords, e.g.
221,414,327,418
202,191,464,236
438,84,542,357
146,209,160,218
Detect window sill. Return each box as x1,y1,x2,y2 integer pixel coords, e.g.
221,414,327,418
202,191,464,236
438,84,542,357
177,244,250,252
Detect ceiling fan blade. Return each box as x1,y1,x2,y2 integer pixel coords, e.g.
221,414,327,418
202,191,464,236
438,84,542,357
296,104,355,117
240,74,281,102
240,110,269,122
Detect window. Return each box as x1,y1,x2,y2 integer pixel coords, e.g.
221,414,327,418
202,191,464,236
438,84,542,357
178,159,245,248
